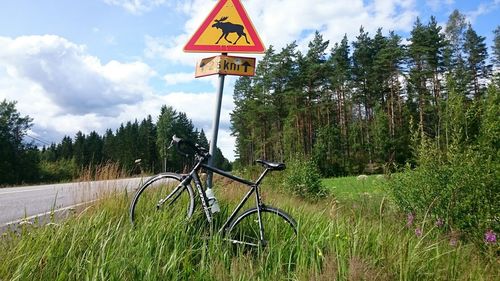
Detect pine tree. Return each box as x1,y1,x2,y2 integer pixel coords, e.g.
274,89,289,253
300,31,330,156
157,106,177,172
463,24,490,99
427,17,447,142
58,136,73,160
444,9,468,95
493,26,500,67
0,100,39,184
73,131,86,168
231,76,254,166
408,17,426,139
102,129,115,162
269,43,298,161
325,34,352,174
493,26,500,85
197,129,209,149
352,26,374,164
86,131,103,166
138,115,158,172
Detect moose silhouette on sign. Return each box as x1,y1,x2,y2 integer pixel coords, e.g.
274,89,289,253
212,16,250,45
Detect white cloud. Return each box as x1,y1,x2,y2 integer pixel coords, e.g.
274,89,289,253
466,0,500,23
0,35,155,116
104,0,168,15
426,0,454,12
144,34,204,66
163,72,196,85
0,34,153,136
154,91,234,126
105,36,117,45
0,35,154,115
162,71,223,90
0,34,237,160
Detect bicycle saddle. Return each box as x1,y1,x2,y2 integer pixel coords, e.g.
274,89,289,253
256,160,286,171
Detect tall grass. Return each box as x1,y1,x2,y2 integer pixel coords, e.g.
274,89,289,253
78,162,129,183
0,176,497,280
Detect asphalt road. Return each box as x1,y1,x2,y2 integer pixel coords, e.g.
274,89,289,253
0,177,143,229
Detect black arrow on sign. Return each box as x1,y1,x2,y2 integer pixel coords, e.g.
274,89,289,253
242,61,252,72
200,61,207,68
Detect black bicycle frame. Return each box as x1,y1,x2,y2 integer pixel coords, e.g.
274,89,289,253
183,158,271,236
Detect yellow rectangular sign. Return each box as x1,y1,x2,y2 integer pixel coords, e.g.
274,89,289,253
195,55,256,78
219,56,256,76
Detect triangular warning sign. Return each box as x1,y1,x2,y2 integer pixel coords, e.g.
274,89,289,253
183,0,265,53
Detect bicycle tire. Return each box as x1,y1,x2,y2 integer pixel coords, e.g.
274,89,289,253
129,173,195,226
226,206,297,247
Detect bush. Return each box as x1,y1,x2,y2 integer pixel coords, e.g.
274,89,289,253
388,86,500,242
283,157,326,199
388,141,499,240
39,159,78,183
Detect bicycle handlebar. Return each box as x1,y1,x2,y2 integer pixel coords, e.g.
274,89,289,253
170,135,209,159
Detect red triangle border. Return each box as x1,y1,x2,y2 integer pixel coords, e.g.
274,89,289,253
183,0,265,53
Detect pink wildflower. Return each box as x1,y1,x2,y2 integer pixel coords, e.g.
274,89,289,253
415,228,422,237
484,230,497,244
406,213,414,227
449,237,457,246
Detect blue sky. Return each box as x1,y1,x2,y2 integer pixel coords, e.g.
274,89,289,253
0,0,498,161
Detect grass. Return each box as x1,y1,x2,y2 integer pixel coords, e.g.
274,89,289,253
0,175,498,280
322,175,386,200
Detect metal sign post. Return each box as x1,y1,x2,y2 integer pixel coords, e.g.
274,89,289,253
183,0,264,212
206,71,226,189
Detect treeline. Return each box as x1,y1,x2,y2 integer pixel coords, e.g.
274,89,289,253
231,10,499,176
0,100,40,184
0,103,231,185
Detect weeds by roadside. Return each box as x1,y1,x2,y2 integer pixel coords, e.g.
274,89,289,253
1,175,497,280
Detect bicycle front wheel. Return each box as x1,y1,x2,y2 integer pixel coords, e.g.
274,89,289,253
226,206,297,247
129,173,195,226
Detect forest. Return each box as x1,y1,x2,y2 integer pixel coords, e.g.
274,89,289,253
230,10,499,176
0,103,231,185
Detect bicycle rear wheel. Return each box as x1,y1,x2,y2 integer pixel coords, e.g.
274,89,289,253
226,206,297,247
129,173,195,226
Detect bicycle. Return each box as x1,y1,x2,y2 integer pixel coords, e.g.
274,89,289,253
129,135,297,247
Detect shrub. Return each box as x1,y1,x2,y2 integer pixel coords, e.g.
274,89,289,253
39,159,78,183
388,141,499,240
283,157,326,199
388,86,500,242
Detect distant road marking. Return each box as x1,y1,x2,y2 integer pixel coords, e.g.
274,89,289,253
0,199,100,228
0,188,51,195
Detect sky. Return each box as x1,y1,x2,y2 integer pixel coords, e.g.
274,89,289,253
0,0,499,161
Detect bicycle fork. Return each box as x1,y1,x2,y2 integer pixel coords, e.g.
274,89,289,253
191,172,213,222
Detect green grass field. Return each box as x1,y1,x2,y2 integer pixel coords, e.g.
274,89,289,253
323,175,386,200
0,175,498,280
